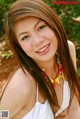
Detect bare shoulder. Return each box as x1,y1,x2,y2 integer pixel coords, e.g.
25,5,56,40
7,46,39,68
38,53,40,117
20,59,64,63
68,40,75,49
0,68,34,118
67,40,76,69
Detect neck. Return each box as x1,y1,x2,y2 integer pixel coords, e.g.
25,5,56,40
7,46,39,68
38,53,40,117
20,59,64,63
38,56,58,79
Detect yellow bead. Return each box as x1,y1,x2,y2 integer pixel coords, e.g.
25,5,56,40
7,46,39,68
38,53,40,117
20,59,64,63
42,68,45,71
50,78,54,83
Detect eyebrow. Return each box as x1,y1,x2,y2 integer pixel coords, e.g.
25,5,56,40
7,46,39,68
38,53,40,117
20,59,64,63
18,19,42,38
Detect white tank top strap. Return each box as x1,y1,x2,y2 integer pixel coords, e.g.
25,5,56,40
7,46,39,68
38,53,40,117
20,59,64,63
55,72,70,117
22,75,70,119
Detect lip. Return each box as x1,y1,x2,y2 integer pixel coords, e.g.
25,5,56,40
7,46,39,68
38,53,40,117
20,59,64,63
36,43,50,55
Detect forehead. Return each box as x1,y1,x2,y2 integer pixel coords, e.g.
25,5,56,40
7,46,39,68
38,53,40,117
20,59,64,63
14,16,43,28
13,16,44,32
13,16,45,37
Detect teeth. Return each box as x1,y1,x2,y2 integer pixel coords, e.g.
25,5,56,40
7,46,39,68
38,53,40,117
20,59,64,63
38,45,48,52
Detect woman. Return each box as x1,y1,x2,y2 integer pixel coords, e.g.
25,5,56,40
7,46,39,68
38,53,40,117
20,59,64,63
1,0,80,119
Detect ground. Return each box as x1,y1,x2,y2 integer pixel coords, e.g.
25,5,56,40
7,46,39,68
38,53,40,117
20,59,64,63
0,56,18,79
0,41,19,94
0,56,19,92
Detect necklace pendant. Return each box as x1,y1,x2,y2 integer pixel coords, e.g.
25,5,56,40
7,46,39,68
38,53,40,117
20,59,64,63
56,78,60,84
50,78,54,83
53,80,56,87
42,68,45,71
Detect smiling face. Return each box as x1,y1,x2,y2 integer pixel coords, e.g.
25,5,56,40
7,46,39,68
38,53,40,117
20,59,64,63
14,17,58,64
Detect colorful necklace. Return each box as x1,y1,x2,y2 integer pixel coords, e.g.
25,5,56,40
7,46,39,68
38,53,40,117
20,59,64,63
50,63,63,87
42,63,64,87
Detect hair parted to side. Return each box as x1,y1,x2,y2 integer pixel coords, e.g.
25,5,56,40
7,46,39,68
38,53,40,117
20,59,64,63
4,0,80,117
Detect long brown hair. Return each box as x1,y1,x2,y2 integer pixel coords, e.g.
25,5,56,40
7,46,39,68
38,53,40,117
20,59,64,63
4,0,80,116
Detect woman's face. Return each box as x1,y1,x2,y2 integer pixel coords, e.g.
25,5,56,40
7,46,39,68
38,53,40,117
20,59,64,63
14,17,58,64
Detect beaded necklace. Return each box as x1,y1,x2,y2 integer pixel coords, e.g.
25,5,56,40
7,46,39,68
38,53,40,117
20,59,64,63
42,62,64,87
50,63,63,87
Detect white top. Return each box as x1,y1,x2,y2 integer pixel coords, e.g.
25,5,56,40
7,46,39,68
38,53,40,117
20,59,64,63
22,79,70,119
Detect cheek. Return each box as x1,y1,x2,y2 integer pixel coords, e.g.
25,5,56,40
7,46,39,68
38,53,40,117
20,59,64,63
45,29,56,39
48,30,58,49
19,42,32,53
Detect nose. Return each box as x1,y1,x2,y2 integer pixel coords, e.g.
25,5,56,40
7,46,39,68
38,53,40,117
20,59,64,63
32,33,44,46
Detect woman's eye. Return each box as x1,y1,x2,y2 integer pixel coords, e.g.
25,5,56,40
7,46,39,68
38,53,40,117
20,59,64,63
21,35,29,41
38,25,46,31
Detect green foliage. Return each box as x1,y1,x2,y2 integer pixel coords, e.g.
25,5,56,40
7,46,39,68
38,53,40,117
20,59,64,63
43,0,80,45
0,49,13,60
0,0,16,40
77,68,80,77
